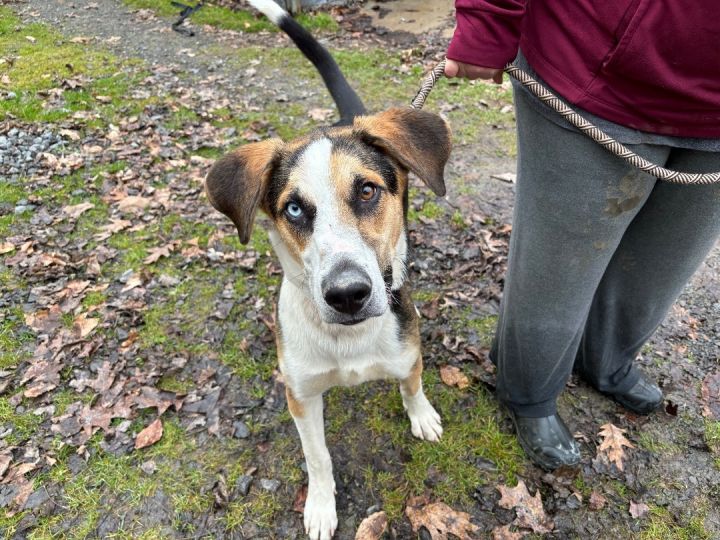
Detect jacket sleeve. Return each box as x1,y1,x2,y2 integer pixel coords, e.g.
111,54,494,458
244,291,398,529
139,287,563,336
447,0,527,69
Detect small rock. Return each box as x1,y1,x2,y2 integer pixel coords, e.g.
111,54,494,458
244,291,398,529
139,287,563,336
260,478,281,493
366,504,380,515
140,460,157,475
233,420,250,439
158,274,180,287
22,488,50,511
235,474,253,497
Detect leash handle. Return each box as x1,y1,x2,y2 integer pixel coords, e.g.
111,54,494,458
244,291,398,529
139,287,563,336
411,59,720,185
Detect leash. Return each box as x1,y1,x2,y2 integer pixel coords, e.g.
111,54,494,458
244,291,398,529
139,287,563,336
411,59,720,185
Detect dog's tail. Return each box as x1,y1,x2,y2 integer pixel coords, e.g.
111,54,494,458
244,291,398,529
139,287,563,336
247,0,366,125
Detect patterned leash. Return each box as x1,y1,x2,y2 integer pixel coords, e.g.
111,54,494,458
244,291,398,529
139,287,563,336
411,59,720,185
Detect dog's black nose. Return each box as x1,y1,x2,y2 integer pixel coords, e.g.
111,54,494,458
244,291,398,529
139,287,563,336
322,266,372,315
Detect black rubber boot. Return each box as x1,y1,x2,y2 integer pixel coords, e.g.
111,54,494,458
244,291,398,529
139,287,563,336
509,411,581,470
606,375,663,415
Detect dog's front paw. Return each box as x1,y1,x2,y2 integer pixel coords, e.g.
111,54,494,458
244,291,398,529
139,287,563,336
304,491,337,540
407,399,443,442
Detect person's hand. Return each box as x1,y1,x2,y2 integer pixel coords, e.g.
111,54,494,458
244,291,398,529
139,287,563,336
445,58,504,84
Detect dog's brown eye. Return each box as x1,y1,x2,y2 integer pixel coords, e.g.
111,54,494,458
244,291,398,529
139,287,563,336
360,183,377,201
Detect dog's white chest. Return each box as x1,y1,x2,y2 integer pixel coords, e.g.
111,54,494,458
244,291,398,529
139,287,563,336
277,279,418,397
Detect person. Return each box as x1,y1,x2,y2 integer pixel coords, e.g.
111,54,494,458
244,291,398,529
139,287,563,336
444,0,720,469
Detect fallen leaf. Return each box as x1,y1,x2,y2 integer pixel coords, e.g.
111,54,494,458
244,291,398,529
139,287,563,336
405,495,479,540
24,305,63,334
439,365,470,390
597,423,635,471
308,108,334,122
69,36,91,44
143,243,174,265
135,418,163,449
25,35,36,43
292,484,307,513
491,524,526,540
73,312,99,338
0,242,15,254
94,218,131,241
0,454,11,480
588,490,607,511
62,202,94,220
117,195,150,213
497,480,554,534
629,501,649,519
701,370,720,420
355,511,387,540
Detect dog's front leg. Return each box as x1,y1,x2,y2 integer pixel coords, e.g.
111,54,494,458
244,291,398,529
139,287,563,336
286,388,337,540
400,357,443,441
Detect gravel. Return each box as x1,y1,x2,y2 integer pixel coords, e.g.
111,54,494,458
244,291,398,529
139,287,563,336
0,126,66,181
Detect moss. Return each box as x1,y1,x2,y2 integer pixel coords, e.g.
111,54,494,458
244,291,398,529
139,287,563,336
122,0,337,33
0,304,33,370
157,374,194,394
640,504,711,540
0,396,42,444
364,372,523,511
0,8,136,124
704,420,720,454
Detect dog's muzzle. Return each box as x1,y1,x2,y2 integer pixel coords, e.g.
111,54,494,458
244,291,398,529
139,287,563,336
321,262,372,320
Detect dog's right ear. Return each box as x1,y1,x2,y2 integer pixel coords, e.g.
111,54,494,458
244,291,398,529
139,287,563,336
205,139,283,244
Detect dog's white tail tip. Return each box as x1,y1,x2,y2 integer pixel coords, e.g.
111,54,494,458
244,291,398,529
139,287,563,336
247,0,287,25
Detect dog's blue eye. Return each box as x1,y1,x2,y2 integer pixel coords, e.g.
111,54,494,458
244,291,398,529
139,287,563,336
286,202,303,219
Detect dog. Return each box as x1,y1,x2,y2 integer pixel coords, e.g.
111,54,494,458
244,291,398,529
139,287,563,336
205,1,451,538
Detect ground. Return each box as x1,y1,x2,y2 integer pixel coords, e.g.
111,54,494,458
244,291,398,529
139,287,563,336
1,1,719,539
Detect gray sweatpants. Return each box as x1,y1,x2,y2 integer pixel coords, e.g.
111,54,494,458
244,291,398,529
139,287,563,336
491,88,720,417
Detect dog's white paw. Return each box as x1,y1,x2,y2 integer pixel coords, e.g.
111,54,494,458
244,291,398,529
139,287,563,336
407,399,443,442
304,491,337,540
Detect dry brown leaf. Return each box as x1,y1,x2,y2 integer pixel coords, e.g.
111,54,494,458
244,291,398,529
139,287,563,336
135,418,163,449
701,370,720,420
0,242,15,254
62,202,94,220
59,128,81,141
117,195,150,213
144,244,174,265
439,365,470,390
94,218,132,241
355,511,387,540
629,501,649,519
121,275,143,292
597,423,635,471
308,108,334,122
0,454,11,480
497,480,554,534
588,490,607,511
491,524,526,540
69,36,91,44
405,495,479,540
24,305,63,334
73,312,99,338
292,484,308,513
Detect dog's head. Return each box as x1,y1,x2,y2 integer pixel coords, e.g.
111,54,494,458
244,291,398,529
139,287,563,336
205,108,451,325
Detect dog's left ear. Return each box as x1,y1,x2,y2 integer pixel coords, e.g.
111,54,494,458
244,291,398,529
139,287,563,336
354,108,451,196
205,139,283,244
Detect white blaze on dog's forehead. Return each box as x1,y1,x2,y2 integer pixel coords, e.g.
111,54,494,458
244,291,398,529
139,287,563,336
247,0,287,24
295,138,334,209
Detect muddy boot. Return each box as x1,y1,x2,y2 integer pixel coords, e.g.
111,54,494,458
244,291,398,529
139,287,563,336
605,375,663,415
508,411,581,470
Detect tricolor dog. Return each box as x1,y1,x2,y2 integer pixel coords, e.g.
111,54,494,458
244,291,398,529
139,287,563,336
205,1,451,538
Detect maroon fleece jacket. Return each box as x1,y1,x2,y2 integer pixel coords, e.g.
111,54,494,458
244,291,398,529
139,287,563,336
447,0,720,138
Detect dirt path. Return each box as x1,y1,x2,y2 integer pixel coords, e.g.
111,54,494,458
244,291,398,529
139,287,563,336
2,1,719,539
